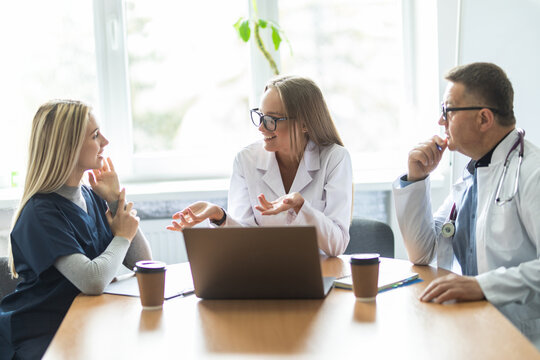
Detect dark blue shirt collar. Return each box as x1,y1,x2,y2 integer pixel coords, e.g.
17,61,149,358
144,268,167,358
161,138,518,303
466,131,513,174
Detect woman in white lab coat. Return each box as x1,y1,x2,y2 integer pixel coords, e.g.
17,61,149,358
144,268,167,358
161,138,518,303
168,76,353,256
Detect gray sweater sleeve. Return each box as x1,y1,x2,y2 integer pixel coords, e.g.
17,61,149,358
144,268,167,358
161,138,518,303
54,236,131,295
107,200,153,269
123,228,153,269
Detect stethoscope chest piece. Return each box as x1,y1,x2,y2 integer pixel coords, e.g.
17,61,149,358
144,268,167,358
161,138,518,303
442,203,457,238
441,221,455,238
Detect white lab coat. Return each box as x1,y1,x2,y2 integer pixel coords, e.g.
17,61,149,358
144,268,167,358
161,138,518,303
393,129,540,348
222,140,353,256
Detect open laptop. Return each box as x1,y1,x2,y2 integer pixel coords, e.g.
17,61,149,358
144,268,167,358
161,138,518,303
183,226,334,299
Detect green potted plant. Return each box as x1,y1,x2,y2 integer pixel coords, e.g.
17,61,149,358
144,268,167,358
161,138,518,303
234,0,290,75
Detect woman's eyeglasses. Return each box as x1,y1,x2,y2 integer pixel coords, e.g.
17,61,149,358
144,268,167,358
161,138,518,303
250,108,287,131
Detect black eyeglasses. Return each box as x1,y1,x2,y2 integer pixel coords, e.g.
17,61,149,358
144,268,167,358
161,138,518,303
441,103,500,122
250,108,287,131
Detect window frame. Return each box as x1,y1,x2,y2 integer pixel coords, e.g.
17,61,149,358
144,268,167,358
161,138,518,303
93,0,134,178
92,0,443,184
93,0,276,181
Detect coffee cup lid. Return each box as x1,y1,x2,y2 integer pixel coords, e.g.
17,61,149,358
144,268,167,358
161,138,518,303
134,260,167,273
350,253,380,265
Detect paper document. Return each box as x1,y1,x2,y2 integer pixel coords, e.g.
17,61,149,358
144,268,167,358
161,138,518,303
104,262,195,300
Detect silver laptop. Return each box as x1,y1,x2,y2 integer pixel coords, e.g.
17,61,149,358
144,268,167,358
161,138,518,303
183,226,334,299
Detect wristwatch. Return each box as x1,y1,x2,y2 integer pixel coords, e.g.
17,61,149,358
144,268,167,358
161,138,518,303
210,208,227,226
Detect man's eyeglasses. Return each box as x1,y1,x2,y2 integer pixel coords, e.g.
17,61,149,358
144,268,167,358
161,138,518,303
250,108,287,131
440,103,500,122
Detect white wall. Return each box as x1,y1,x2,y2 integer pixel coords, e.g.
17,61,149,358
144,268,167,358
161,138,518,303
459,0,540,145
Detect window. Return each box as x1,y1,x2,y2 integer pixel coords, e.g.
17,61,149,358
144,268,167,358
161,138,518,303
280,0,440,182
280,0,403,155
0,0,441,188
0,1,99,188
114,0,440,183
124,0,255,179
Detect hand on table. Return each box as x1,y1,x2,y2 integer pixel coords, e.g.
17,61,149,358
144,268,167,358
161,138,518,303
420,273,485,304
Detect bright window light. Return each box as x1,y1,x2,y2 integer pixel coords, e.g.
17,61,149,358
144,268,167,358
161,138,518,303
280,0,406,181
0,1,99,188
125,0,254,177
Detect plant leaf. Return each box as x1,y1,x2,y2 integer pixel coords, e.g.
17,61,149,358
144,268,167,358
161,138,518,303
271,25,282,50
233,17,244,30
258,19,267,28
238,20,251,42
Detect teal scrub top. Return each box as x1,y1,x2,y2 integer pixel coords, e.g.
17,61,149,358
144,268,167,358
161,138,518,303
0,186,113,359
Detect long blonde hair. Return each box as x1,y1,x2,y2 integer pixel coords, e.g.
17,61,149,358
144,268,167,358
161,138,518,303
264,76,344,163
8,100,90,277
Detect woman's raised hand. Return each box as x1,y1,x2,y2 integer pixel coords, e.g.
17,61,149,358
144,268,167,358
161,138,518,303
255,192,305,215
89,157,120,203
166,201,223,232
105,188,139,241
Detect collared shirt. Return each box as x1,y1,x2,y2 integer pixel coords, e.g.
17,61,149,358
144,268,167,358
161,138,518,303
400,131,513,275
455,132,513,275
466,130,513,174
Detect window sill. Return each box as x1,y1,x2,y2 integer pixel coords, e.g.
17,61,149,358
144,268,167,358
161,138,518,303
0,171,447,210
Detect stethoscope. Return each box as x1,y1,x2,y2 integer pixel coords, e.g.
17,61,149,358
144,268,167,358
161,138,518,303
441,128,525,238
441,203,457,238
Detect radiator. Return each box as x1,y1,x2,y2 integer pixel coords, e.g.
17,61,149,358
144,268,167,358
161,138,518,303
139,219,188,265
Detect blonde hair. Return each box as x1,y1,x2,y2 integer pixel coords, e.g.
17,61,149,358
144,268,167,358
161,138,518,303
264,75,344,162
8,100,91,277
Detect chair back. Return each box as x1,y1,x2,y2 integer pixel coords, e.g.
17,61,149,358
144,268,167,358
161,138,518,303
0,256,20,300
345,217,394,258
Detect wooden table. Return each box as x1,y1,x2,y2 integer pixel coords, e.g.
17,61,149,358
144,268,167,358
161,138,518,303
44,257,540,359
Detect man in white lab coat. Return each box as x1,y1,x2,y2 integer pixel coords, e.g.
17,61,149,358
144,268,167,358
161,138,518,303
393,62,540,349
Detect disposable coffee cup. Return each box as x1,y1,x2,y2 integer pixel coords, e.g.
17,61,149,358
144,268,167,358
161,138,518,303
134,260,167,310
350,253,380,302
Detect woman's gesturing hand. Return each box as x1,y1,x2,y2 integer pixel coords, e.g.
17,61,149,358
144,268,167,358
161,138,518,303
105,188,139,241
89,157,120,203
166,201,223,232
255,192,305,215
